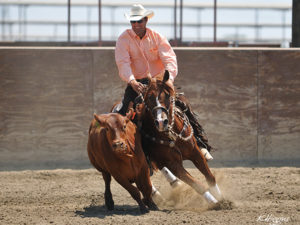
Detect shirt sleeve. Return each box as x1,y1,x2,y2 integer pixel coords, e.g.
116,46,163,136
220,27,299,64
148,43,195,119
157,34,178,81
115,35,135,83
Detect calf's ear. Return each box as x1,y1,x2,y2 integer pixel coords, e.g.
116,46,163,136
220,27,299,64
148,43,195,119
126,108,133,119
135,103,145,121
126,108,138,122
94,113,106,127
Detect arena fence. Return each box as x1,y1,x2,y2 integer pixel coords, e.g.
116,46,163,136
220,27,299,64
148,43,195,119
0,47,299,170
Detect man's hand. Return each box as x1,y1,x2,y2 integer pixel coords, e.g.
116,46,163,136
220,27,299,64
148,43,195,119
129,79,145,94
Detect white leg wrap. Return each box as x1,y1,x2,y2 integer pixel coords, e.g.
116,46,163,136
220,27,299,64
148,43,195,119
210,184,222,200
203,191,218,204
161,167,177,185
200,148,213,161
151,184,164,202
152,184,159,196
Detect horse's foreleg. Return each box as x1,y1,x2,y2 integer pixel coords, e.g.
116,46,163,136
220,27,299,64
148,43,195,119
166,163,218,204
151,184,164,203
161,167,182,187
102,171,114,210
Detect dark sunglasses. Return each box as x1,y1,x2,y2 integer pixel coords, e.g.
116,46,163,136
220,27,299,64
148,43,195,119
130,19,144,24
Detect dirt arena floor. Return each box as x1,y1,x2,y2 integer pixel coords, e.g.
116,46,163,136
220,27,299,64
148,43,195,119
0,166,299,225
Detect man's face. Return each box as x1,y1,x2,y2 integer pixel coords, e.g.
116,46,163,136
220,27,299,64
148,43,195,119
131,17,148,38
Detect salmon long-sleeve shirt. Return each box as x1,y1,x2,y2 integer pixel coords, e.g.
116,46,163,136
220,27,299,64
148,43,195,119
115,28,177,83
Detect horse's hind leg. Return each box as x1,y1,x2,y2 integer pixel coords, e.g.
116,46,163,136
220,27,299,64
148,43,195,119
167,163,206,194
190,146,216,186
167,163,218,203
190,146,222,199
102,171,114,210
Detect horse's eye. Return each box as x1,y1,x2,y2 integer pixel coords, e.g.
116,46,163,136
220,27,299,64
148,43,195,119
123,124,126,131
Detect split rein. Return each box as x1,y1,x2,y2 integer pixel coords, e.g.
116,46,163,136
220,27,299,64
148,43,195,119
135,90,194,148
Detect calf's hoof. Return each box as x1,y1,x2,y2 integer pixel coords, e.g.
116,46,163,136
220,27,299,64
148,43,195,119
142,198,159,211
139,206,149,214
105,200,114,211
148,202,159,211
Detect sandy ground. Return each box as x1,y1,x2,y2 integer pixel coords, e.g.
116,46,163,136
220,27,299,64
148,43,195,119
0,166,299,225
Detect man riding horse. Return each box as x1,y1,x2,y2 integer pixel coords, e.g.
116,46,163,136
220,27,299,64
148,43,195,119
115,4,213,160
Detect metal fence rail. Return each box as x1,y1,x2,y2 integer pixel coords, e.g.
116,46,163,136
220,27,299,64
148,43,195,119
0,0,292,45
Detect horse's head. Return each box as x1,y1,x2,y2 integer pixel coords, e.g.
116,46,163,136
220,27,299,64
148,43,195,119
142,71,175,132
94,112,132,152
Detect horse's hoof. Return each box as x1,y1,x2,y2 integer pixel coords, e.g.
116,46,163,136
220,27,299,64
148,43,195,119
209,199,235,211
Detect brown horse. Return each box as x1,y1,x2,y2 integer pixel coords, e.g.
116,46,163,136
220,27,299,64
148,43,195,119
135,71,222,203
87,111,158,213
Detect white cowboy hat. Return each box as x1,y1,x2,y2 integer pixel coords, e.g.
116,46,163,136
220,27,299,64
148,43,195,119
125,4,154,21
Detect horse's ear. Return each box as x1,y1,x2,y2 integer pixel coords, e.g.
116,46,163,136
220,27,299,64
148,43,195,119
163,70,170,83
94,113,106,127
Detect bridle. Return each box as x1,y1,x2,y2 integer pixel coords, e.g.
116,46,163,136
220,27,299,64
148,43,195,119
152,104,169,117
135,82,194,147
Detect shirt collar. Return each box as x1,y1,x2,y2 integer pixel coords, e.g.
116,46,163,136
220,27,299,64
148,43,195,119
130,28,149,40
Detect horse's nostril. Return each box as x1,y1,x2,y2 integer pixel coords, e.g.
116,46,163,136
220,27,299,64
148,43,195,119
163,119,169,126
113,141,123,148
154,120,159,127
